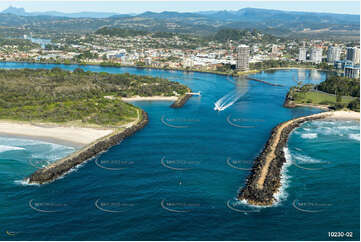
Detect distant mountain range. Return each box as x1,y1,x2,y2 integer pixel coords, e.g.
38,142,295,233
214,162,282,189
2,6,121,18
0,6,359,40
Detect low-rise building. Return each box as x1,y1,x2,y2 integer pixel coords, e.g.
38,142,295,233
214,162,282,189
344,65,360,79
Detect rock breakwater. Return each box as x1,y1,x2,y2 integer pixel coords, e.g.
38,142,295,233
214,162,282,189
27,110,149,184
238,112,332,206
170,94,192,108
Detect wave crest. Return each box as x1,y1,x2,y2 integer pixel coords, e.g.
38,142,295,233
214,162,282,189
348,133,360,141
0,145,25,153
301,133,318,139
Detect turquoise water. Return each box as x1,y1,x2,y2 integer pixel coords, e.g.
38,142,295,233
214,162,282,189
0,62,359,241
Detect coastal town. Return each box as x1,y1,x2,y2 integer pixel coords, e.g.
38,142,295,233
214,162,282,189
0,2,360,241
0,29,360,78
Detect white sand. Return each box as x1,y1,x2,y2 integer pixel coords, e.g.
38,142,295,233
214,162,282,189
328,110,360,120
122,96,177,101
0,121,114,147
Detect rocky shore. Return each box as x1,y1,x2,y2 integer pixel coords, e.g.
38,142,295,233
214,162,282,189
238,112,332,206
283,91,297,108
170,94,192,108
27,110,149,184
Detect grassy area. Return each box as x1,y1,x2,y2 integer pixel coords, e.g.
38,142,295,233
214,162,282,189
0,68,188,127
294,91,357,106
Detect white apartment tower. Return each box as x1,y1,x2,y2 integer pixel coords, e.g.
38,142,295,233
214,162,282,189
346,47,360,65
236,44,249,71
298,48,307,62
310,47,323,64
327,46,341,63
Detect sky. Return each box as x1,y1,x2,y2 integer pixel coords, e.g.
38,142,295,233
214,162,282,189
0,1,359,15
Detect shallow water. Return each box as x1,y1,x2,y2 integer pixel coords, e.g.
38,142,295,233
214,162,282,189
0,63,359,241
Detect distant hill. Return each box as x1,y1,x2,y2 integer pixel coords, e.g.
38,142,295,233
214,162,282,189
198,8,359,30
0,7,359,40
2,6,121,18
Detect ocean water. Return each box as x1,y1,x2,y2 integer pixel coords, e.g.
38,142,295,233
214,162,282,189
0,63,359,241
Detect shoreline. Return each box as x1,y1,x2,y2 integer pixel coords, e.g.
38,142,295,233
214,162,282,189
0,132,84,148
327,110,360,120
288,102,331,111
122,91,193,108
26,110,149,184
0,121,114,148
238,110,359,206
0,61,330,78
122,96,178,102
170,93,193,108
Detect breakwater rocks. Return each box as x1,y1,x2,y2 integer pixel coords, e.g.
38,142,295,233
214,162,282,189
27,110,149,184
246,77,283,87
170,94,192,108
238,112,332,206
283,90,296,108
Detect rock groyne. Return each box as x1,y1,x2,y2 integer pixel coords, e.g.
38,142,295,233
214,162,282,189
27,110,149,184
283,90,297,108
246,77,284,87
238,112,332,206
170,94,192,108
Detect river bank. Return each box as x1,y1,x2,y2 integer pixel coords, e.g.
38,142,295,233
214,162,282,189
1,60,330,78
284,101,331,111
26,110,149,184
122,96,178,102
121,87,193,108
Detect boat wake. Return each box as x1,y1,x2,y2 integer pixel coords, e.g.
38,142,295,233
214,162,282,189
214,79,249,111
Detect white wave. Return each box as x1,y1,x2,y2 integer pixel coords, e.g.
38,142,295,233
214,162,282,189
339,126,360,131
301,133,318,139
0,137,48,146
237,198,269,209
240,148,292,209
0,136,76,150
273,148,292,205
0,145,25,153
14,178,40,186
292,152,327,164
15,161,88,186
308,120,359,138
348,133,360,141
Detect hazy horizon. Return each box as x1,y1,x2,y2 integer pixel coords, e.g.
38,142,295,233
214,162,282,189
0,1,360,15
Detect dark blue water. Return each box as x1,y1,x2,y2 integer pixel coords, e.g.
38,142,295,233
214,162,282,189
0,62,359,241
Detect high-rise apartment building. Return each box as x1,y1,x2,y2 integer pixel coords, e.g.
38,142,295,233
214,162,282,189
310,47,323,64
346,47,360,65
298,48,307,62
236,44,249,71
327,46,341,63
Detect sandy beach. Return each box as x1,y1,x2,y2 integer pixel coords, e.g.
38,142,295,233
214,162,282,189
293,103,330,111
122,96,178,101
327,110,360,120
0,121,114,147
